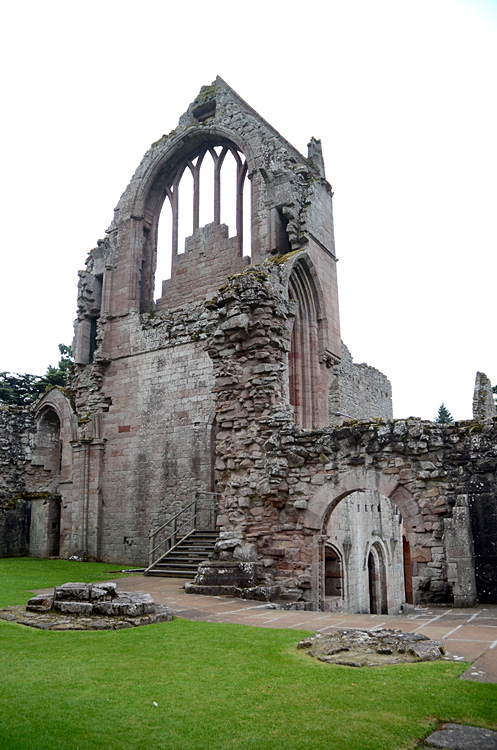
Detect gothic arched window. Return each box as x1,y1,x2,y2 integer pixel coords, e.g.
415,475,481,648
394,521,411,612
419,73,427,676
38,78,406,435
288,260,321,428
152,142,250,302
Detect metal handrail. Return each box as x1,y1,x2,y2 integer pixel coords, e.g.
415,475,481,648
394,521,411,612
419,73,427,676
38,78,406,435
149,510,197,560
148,500,197,566
145,515,198,574
148,498,197,546
147,491,220,570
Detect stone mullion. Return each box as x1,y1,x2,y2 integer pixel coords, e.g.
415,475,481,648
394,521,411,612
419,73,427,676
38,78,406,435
236,160,247,257
209,148,221,224
191,160,200,231
216,148,228,225
171,182,179,257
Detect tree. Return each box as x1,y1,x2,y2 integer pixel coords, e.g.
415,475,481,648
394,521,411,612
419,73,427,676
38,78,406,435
0,345,73,406
435,403,453,424
0,372,45,405
38,344,74,390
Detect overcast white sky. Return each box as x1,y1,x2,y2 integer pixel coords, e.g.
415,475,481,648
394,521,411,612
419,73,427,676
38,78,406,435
1,0,496,421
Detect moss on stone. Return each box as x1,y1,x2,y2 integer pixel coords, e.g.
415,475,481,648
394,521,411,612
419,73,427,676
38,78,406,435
265,249,304,266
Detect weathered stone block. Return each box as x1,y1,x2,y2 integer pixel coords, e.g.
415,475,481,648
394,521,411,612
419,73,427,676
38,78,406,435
56,601,93,615
54,584,90,601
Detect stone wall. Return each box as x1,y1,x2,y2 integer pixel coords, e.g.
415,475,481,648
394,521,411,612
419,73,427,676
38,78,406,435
0,406,33,500
473,372,496,421
329,342,393,424
203,265,497,608
68,302,216,564
158,224,250,311
0,406,34,556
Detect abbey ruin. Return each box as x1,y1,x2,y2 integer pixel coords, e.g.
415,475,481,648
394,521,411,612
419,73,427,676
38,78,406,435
1,78,496,613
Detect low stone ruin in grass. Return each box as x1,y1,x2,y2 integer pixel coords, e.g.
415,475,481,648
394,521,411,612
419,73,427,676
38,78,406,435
0,582,172,630
298,628,445,667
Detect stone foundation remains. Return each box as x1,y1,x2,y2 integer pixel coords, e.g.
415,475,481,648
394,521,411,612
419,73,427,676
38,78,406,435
297,629,445,666
0,582,172,630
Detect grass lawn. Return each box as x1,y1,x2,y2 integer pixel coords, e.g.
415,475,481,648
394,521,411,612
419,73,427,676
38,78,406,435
0,559,496,750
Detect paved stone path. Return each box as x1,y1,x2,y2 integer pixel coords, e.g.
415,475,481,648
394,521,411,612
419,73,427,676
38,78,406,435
86,575,497,684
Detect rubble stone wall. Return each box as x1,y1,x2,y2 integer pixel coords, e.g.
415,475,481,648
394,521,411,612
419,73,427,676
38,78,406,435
329,343,393,424
204,265,497,607
0,406,35,556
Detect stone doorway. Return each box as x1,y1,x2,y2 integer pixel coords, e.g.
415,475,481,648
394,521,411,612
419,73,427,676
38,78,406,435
367,542,388,614
320,489,406,614
324,544,343,610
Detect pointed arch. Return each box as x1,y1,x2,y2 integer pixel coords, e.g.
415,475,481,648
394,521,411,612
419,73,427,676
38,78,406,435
140,132,252,311
368,542,388,614
288,257,323,428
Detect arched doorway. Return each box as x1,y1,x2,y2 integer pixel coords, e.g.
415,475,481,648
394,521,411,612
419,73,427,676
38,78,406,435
324,544,343,604
367,542,388,614
30,405,62,557
318,485,406,614
36,407,62,475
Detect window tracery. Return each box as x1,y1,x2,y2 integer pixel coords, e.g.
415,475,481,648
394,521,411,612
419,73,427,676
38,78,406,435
153,142,250,301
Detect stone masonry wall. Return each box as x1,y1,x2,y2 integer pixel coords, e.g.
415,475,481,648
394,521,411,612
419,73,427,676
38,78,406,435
0,406,35,556
70,302,216,565
204,264,497,607
158,224,250,311
329,342,393,424
473,372,496,421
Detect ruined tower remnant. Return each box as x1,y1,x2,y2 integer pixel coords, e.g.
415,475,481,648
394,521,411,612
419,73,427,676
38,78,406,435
67,78,342,566
2,78,496,612
473,372,496,421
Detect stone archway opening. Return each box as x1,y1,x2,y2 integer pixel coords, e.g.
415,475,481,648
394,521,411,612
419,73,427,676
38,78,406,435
319,487,406,614
36,407,62,476
29,405,63,558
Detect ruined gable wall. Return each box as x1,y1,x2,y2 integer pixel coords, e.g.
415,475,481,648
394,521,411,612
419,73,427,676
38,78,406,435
67,80,342,564
329,342,393,423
